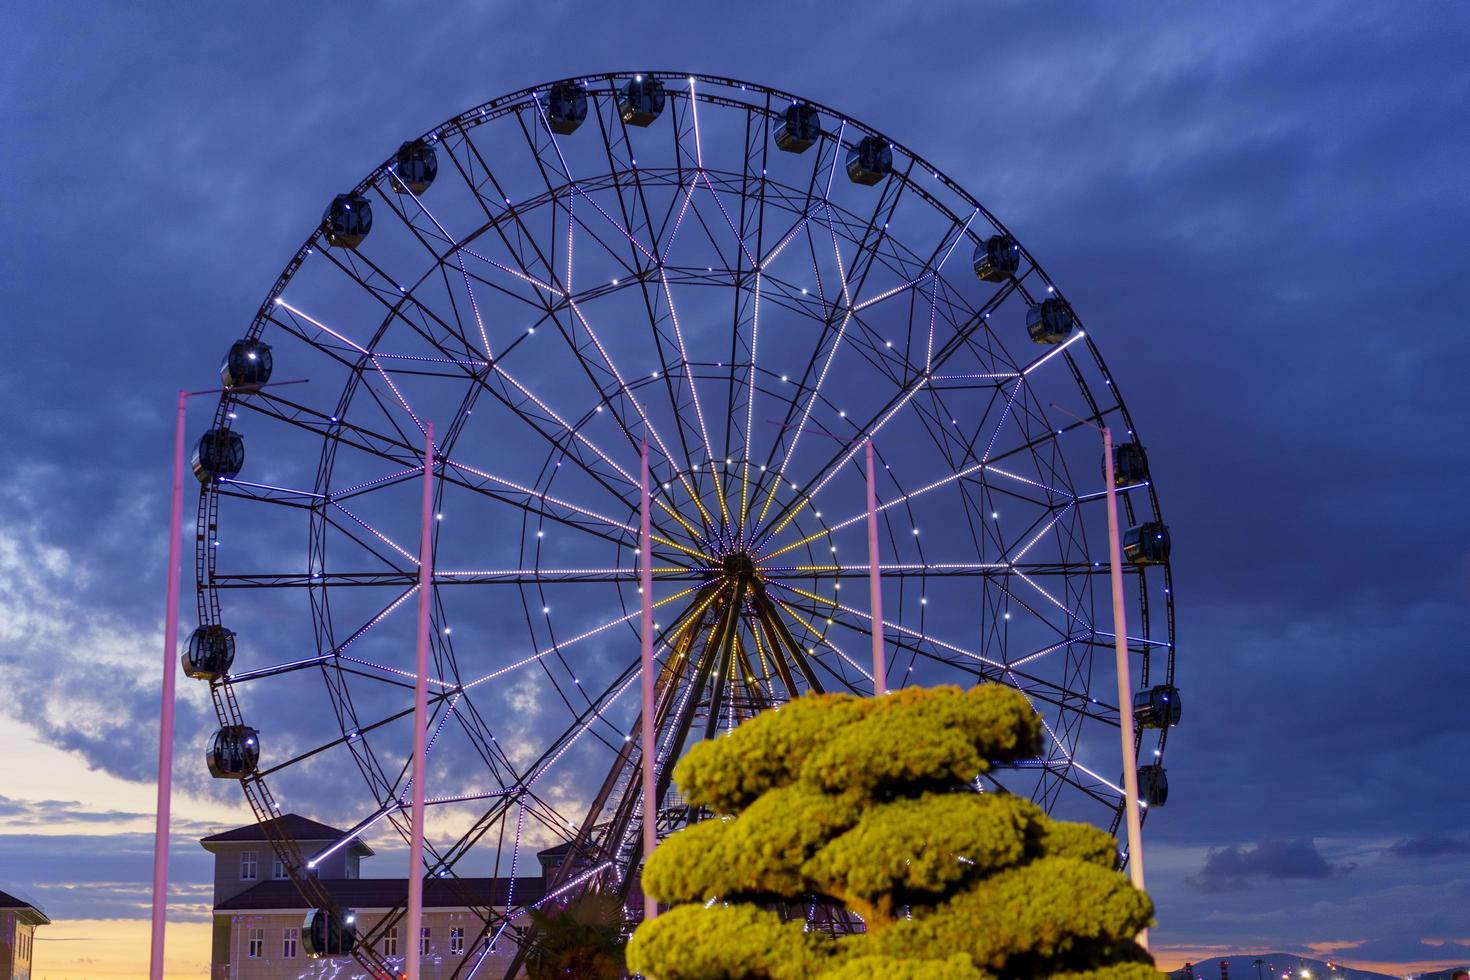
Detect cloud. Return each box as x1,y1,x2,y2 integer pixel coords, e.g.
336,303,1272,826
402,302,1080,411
0,795,150,826
1187,839,1357,893
1387,835,1470,859
1327,937,1470,965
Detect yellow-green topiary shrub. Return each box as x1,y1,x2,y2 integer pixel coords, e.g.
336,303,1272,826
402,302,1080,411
627,684,1164,980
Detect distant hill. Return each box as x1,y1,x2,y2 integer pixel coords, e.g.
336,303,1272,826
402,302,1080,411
1169,955,1401,980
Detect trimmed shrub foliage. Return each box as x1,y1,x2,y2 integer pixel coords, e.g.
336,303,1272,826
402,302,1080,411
627,684,1162,980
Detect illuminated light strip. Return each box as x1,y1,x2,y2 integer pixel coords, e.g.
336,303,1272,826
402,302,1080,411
929,372,1022,381
689,76,703,167
771,582,1005,670
1014,569,1091,628
515,861,614,918
421,690,462,758
761,455,991,561
1010,502,1075,562
846,206,977,317
444,457,636,534
764,372,930,544
652,532,719,565
392,684,463,816
982,379,1024,464
335,587,418,656
562,294,717,533
475,802,529,967
1021,329,1086,377
275,299,430,436
460,247,559,294
1093,630,1172,648
572,184,659,265
852,273,931,314
307,805,394,868
823,120,847,199
528,590,721,788
225,654,331,684
739,270,762,547
662,174,700,264
275,298,366,353
565,184,575,295
434,567,693,579
528,670,640,787
760,455,1067,563
462,584,709,688
1005,674,1076,772
1006,635,1088,670
329,501,421,565
935,209,980,273
759,213,811,271
751,205,858,537
220,478,324,499
772,562,1010,573
926,275,939,372
335,465,421,497
710,462,733,543
338,653,453,690
484,360,711,552
530,90,575,180
421,789,514,806
364,351,490,367
700,170,758,269
1065,759,1128,800
660,268,719,521
527,594,717,793
769,597,874,682
1074,481,1148,503
391,164,495,359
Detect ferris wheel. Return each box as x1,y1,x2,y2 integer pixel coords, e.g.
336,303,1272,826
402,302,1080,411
186,72,1179,975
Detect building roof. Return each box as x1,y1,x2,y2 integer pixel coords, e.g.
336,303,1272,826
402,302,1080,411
200,813,374,856
216,876,547,912
0,889,51,925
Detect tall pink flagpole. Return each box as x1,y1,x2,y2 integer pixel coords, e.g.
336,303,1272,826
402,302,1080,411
407,421,435,980
149,390,188,980
639,438,658,919
1104,426,1148,949
865,439,886,695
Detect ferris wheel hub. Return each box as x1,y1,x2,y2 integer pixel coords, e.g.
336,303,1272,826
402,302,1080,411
720,551,760,584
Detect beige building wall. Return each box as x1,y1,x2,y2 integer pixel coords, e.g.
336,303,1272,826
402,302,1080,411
215,908,522,979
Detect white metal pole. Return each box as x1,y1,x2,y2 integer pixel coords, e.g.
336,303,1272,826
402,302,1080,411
640,438,658,919
1104,426,1148,948
149,390,187,980
865,439,886,695
407,421,434,979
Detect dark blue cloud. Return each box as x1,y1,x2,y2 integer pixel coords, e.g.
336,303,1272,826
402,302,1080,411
1186,838,1355,893
1388,834,1470,859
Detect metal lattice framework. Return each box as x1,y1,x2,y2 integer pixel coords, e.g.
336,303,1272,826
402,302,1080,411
192,71,1177,977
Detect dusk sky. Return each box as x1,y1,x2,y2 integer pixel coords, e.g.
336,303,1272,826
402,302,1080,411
2,3,1468,977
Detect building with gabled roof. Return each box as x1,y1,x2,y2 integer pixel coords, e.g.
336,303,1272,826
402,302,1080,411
0,889,49,980
202,814,549,979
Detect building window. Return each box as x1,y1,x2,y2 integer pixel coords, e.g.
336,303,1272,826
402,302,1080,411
283,926,298,958
420,926,430,955
273,857,287,879
240,850,258,880
450,926,464,954
383,925,398,956
247,927,264,958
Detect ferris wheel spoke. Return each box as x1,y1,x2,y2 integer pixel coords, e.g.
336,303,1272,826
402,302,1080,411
459,583,712,691
519,583,721,787
751,282,1024,553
